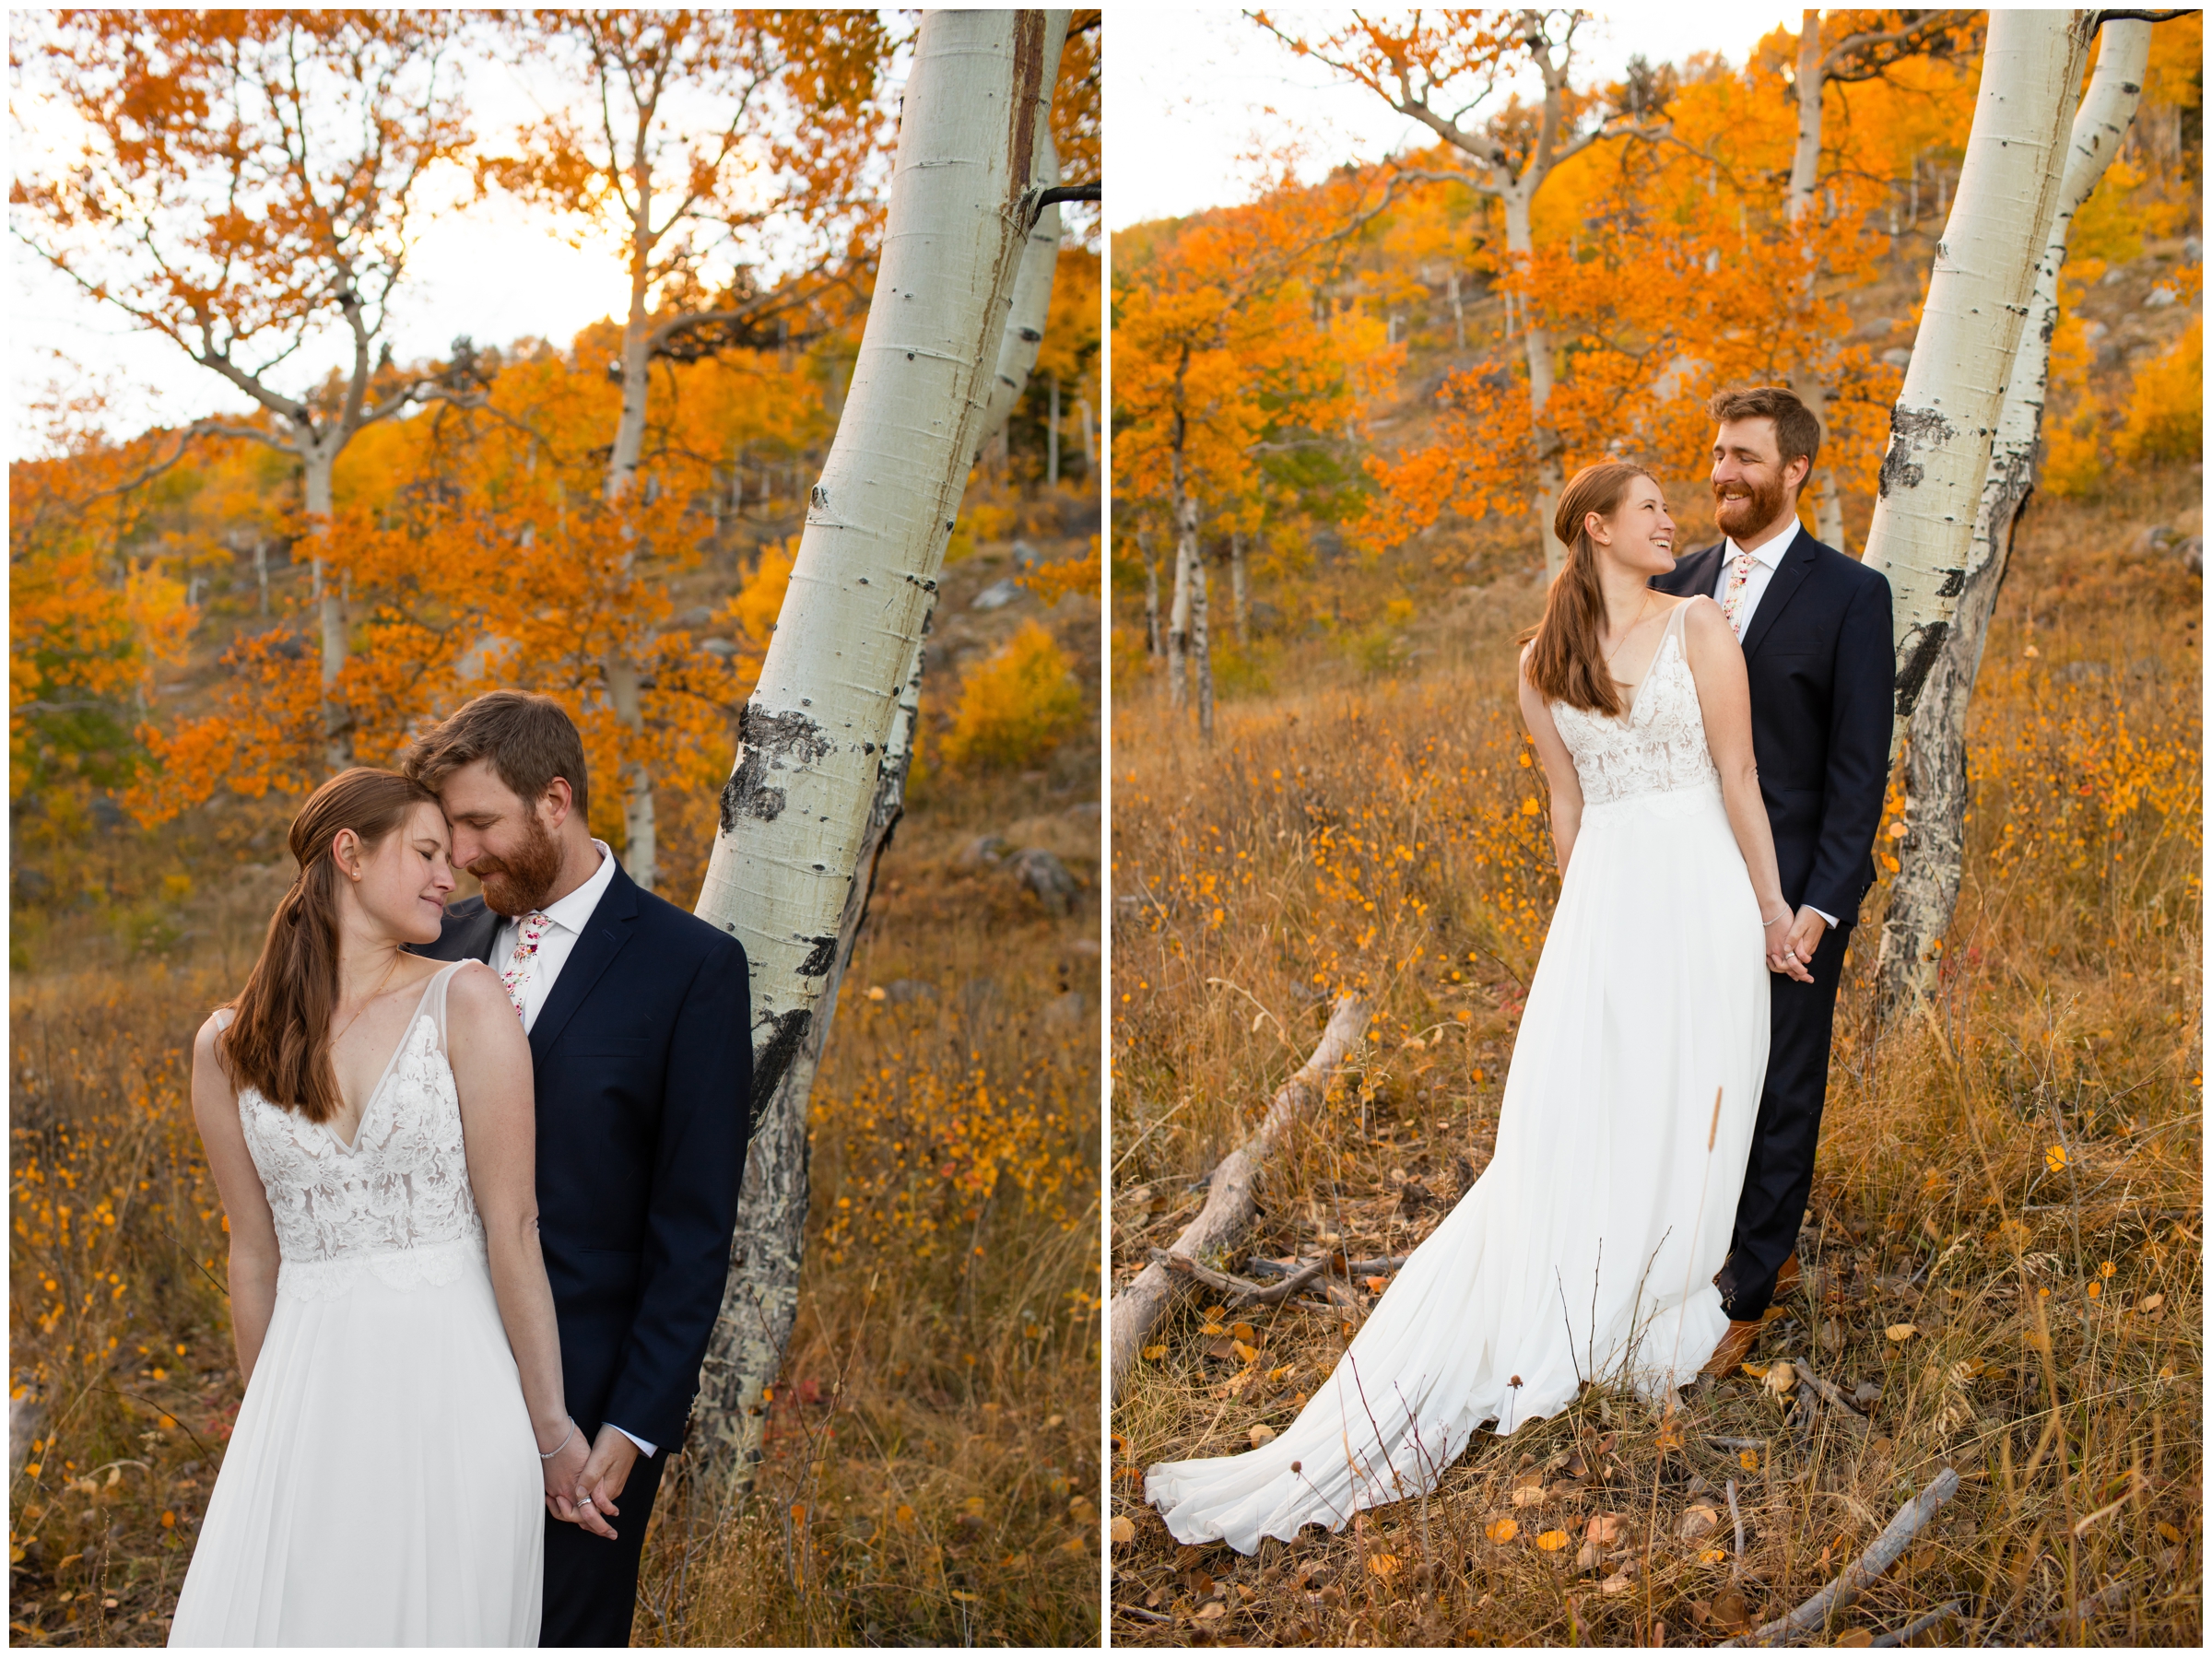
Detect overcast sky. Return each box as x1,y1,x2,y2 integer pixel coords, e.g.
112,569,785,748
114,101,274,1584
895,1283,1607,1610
1108,5,1799,229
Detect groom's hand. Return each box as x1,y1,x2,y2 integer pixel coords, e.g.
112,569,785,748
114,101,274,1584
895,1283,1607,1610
1781,907,1827,982
572,1425,641,1541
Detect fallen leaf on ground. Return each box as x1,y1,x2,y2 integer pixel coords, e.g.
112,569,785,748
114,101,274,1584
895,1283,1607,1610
1232,1340,1260,1363
1142,1345,1168,1360
1485,1518,1519,1544
1512,1485,1548,1508
1249,1424,1276,1448
1110,1517,1135,1543
1230,1322,1256,1344
1678,1504,1720,1540
1365,1275,1388,1293
1586,1513,1625,1545
1536,1529,1570,1552
1886,1323,1918,1343
1699,1547,1729,1565
2139,1293,2165,1313
1367,1553,1400,1579
1765,1360,1796,1397
1738,1449,1759,1472
1194,1601,1226,1620
1600,1569,1637,1594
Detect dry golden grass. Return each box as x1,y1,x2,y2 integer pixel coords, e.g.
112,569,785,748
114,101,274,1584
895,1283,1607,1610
1107,469,2200,1646
7,500,1104,1645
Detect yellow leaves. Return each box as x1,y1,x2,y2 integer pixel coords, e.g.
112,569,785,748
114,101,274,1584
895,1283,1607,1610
1485,1517,1519,1544
1763,1360,1796,1399
2045,1143,2069,1173
1519,796,1541,817
940,620,1085,771
1231,1340,1261,1365
1535,1529,1571,1552
1886,1323,1919,1344
1738,1449,1759,1473
1141,1345,1168,1361
1366,1551,1400,1579
1110,1516,1135,1544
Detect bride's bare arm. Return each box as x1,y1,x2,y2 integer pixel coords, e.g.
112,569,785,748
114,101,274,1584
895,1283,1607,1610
191,1016,280,1384
1680,598,1807,980
445,962,593,1516
1517,646,1584,874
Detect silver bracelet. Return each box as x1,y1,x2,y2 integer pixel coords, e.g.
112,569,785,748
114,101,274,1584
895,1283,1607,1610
537,1419,576,1460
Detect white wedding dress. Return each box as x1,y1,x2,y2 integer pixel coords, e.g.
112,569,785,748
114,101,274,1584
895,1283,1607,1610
171,960,543,1645
1147,601,1771,1552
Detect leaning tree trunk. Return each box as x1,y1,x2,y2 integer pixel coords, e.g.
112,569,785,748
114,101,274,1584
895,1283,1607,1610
688,8,1068,1505
300,443,351,771
1859,10,2094,745
1501,192,1568,580
1875,19,2149,1015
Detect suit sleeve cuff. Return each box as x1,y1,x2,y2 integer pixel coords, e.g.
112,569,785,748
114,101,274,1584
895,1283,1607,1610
609,1424,658,1458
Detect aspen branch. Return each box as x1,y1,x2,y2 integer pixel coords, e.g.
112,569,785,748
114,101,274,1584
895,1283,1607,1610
1720,1468,1961,1647
1109,993,1367,1402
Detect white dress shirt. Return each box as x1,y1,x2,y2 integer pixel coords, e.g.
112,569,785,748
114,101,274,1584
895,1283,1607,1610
490,840,658,1459
1710,516,1801,639
1706,518,1838,931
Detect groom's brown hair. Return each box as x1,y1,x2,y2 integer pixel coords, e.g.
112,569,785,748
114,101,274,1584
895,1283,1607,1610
1709,385,1821,475
402,689,590,817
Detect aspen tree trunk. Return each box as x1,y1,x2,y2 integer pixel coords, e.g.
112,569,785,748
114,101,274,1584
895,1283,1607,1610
1876,18,2149,1014
1502,194,1567,579
1447,267,1465,350
300,446,350,771
1048,376,1061,486
1168,456,1195,710
1230,530,1249,645
1194,552,1215,741
1785,14,1849,553
688,9,1067,1503
1078,395,1096,476
1140,532,1161,655
1859,10,2093,744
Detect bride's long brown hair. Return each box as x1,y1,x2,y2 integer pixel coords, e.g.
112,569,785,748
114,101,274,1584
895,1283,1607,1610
1522,460,1661,717
220,769,441,1122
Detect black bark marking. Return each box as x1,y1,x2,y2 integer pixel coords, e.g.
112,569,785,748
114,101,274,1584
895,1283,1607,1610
1937,567,1965,598
797,934,839,978
719,705,833,832
1878,405,1955,499
810,483,829,511
749,1007,813,1134
1894,619,1950,722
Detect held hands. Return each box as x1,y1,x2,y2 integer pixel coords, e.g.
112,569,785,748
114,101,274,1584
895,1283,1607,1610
568,1424,641,1542
1763,906,1824,983
538,1417,589,1522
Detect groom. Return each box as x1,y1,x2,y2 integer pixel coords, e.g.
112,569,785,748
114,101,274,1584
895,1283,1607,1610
1652,387,1893,1376
403,691,752,1646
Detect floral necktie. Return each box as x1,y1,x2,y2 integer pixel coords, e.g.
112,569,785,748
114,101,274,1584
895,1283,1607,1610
499,911,552,1018
1720,547,1759,639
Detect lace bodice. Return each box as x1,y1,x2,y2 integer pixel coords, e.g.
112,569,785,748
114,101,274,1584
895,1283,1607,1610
1550,602,1720,809
218,961,485,1299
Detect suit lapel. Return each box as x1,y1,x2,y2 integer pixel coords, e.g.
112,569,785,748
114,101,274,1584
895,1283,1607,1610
528,864,640,1062
1664,544,1724,599
1739,535,1819,662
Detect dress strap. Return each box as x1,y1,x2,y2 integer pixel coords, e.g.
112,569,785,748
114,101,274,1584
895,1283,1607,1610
424,958,469,1055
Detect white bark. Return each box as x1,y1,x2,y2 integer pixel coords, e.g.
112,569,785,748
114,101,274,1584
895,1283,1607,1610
1502,194,1568,579
1168,459,1195,709
688,9,1068,1499
1877,18,2148,1013
1787,11,1824,227
1109,995,1368,1403
1194,549,1215,740
1140,531,1161,654
1230,529,1249,645
975,129,1065,460
1860,10,2094,746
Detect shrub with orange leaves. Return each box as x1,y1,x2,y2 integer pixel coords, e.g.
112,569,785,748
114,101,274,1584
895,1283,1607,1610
937,619,1086,771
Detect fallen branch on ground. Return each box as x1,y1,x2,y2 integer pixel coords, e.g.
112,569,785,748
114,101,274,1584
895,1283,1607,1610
1720,1467,1961,1647
2023,1579,2131,1639
1108,994,1369,1402
1147,1250,1333,1306
1869,1599,1960,1647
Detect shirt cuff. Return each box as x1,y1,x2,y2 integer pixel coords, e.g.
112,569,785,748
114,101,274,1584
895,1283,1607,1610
1808,907,1839,929
609,1424,657,1458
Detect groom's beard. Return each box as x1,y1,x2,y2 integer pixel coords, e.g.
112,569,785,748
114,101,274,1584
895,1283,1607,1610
1713,474,1789,542
469,814,564,917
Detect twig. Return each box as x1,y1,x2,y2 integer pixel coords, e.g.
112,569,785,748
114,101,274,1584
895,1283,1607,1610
1705,1436,1767,1451
1246,1252,1409,1280
1150,1249,1331,1306
1869,1599,1961,1647
1118,1604,1172,1626
1725,1477,1745,1581
1720,1467,1960,1647
1779,1357,1872,1419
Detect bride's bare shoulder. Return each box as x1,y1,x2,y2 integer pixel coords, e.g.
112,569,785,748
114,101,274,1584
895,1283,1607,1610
1675,594,1734,646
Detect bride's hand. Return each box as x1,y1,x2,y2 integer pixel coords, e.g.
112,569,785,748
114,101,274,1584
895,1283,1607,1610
539,1417,589,1521
1763,911,1812,982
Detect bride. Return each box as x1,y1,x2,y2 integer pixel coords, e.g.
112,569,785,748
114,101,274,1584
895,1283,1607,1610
171,769,586,1644
1147,461,1806,1553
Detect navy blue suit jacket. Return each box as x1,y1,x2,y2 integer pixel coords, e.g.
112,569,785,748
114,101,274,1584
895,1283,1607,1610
415,861,750,1451
1653,532,1895,924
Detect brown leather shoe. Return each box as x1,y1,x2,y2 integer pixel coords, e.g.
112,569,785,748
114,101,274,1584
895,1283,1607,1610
1774,1252,1802,1299
1700,1319,1762,1379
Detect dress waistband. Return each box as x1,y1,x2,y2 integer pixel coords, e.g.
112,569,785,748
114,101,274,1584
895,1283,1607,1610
276,1231,488,1301
1579,776,1726,828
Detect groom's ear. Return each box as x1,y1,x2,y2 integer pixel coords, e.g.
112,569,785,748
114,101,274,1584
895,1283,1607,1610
541,776,577,831
1783,452,1811,495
